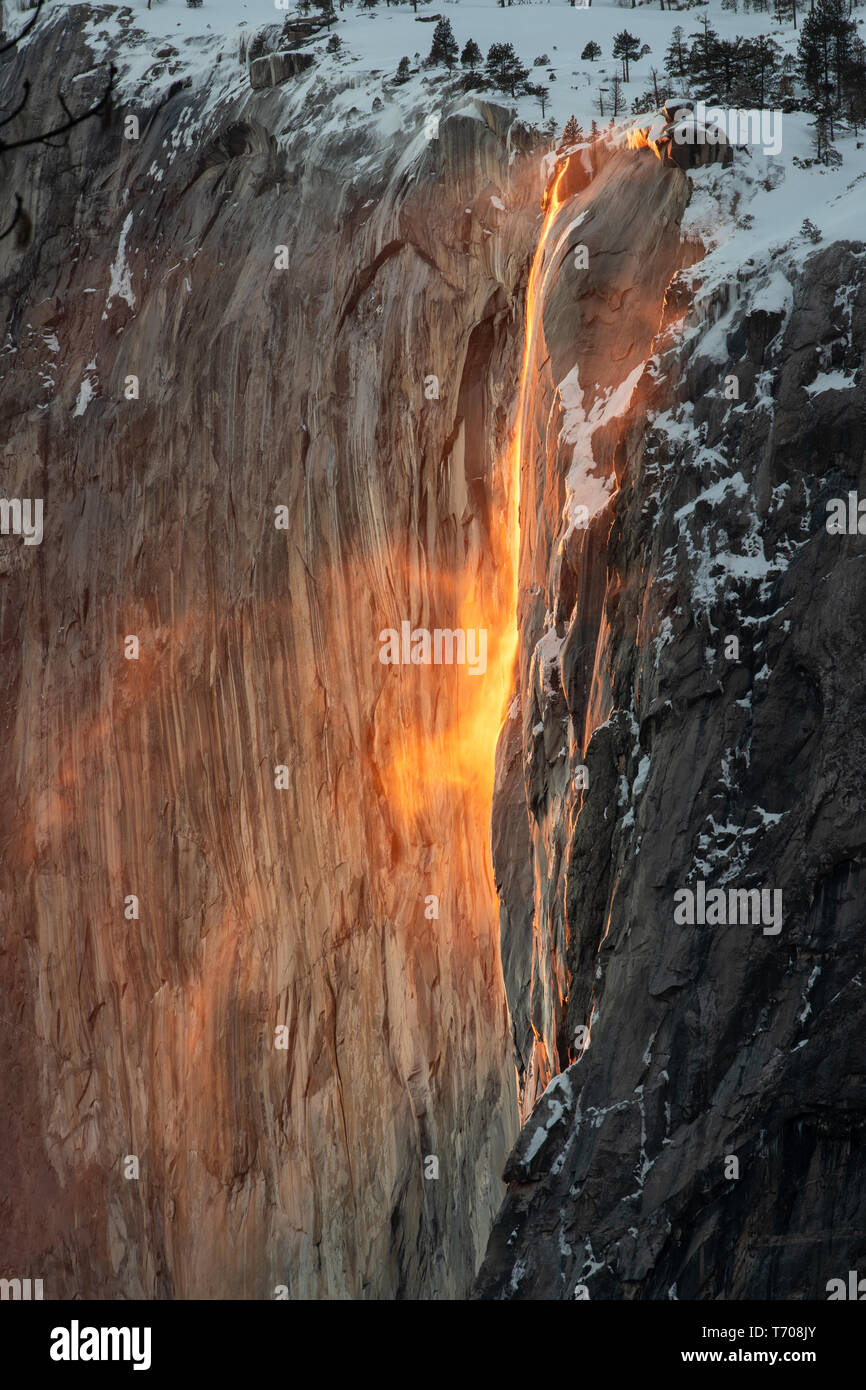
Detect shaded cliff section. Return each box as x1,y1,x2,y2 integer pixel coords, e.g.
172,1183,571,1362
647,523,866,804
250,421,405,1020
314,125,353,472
480,138,866,1296
0,8,540,1299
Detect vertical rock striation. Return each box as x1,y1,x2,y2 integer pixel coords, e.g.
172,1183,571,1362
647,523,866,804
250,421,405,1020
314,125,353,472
0,8,541,1299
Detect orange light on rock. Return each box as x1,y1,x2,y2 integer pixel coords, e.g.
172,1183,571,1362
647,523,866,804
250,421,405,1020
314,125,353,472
626,127,663,161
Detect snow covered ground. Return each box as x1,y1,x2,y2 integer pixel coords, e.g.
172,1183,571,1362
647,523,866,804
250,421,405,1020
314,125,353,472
6,0,838,139
10,0,866,330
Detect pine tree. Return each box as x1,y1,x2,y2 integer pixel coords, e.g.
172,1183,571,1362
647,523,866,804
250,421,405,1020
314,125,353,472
314,0,337,25
395,56,411,83
485,42,530,96
559,114,584,148
845,36,866,130
429,18,458,71
715,36,744,95
773,0,798,25
664,25,688,79
533,84,550,119
798,0,856,109
612,30,641,83
581,41,602,62
743,35,781,106
811,108,829,159
461,39,482,72
687,18,723,97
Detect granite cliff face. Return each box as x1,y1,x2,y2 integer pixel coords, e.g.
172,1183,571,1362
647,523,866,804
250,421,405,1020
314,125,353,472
492,140,695,1119
3,5,865,1305
0,6,542,1299
478,151,866,1297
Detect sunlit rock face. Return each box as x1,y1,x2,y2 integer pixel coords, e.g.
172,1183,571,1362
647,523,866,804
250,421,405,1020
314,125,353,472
8,6,862,1311
479,130,866,1296
0,9,534,1300
493,143,692,1119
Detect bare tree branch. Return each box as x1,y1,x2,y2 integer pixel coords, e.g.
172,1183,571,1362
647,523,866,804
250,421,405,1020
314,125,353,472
0,191,23,240
0,2,114,244
0,77,30,132
0,190,21,239
0,0,46,58
0,62,116,153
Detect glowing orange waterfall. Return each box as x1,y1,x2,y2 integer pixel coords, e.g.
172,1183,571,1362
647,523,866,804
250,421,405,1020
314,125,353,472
379,158,581,853
505,159,585,651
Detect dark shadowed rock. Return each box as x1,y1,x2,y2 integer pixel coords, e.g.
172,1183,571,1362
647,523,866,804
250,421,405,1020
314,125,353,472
476,233,866,1300
249,49,316,91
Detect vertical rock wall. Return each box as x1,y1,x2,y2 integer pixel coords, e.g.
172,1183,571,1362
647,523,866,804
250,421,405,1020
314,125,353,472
493,144,691,1117
0,11,539,1299
479,137,866,1298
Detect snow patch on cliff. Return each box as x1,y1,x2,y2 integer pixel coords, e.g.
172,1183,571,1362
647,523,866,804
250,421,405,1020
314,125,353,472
72,359,98,417
558,361,644,539
104,212,135,317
